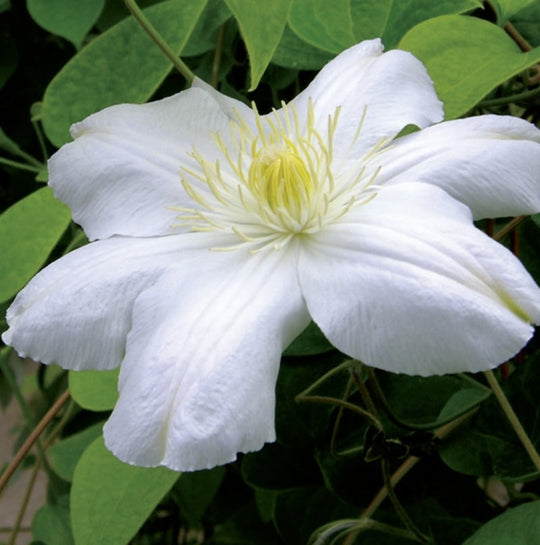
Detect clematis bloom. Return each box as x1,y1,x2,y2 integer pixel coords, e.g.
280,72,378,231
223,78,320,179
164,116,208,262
3,39,540,471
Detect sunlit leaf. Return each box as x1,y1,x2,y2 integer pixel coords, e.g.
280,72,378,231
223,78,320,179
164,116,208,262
225,0,291,90
399,15,540,119
272,25,332,69
68,369,119,411
350,0,480,48
0,187,70,303
42,0,207,147
288,0,355,53
71,437,179,545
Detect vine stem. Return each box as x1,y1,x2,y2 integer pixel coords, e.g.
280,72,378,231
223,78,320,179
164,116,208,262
0,389,71,496
342,409,476,545
484,369,540,473
123,0,195,84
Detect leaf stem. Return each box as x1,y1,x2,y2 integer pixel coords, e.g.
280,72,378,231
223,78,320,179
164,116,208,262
0,157,42,173
342,409,476,545
7,459,41,545
479,86,540,108
484,369,540,473
493,215,527,241
0,389,71,495
123,0,195,84
0,352,53,481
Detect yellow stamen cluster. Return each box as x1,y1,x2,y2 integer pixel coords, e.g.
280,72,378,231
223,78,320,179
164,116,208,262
248,140,314,220
172,100,380,251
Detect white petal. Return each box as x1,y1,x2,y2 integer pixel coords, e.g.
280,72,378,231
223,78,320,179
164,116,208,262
299,183,540,376
288,39,443,157
375,115,540,219
2,235,212,370
104,244,308,471
49,86,242,240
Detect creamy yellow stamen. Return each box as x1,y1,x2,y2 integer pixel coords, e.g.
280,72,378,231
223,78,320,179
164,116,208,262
248,140,314,219
171,100,381,251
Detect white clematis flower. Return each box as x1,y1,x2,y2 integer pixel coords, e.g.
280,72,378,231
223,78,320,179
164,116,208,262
3,39,540,471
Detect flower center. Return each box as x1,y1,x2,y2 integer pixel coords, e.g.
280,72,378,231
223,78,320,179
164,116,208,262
248,142,313,219
173,100,381,252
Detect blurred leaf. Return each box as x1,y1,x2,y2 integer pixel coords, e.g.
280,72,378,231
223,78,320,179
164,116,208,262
276,352,345,446
0,127,38,162
0,24,17,89
32,500,74,545
0,187,70,303
225,0,291,90
42,0,207,147
172,466,225,526
68,368,119,411
489,0,537,23
26,0,105,49
49,423,103,482
288,0,355,54
242,442,321,490
272,487,355,544
284,321,334,356
71,436,180,545
463,501,540,544
399,15,540,119
208,504,278,545
350,0,480,48
182,0,231,56
272,24,332,69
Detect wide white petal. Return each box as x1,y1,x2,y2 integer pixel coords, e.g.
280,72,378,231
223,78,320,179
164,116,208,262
375,115,540,219
287,39,443,158
2,235,213,370
104,244,309,471
299,183,540,376
49,85,244,240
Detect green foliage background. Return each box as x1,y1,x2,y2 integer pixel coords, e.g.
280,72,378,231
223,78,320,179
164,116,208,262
1,0,540,544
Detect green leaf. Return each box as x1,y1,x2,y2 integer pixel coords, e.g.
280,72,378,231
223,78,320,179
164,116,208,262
71,436,180,545
463,501,540,544
440,355,540,481
172,466,225,525
42,0,208,147
182,0,232,57
32,500,74,545
26,0,105,49
399,15,540,119
489,0,537,23
350,0,481,49
225,0,291,90
68,369,119,411
288,0,355,54
0,187,70,303
49,423,104,482
272,25,333,70
284,321,334,356
512,1,540,47
377,372,490,430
